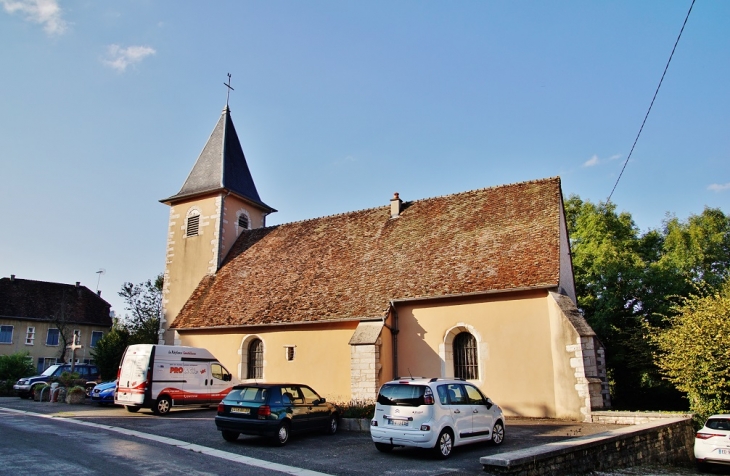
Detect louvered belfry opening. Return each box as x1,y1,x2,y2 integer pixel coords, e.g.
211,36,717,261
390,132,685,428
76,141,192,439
238,214,249,229
247,338,263,379
186,214,200,237
453,332,478,380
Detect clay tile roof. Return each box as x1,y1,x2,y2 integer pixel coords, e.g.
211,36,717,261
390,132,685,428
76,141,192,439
0,278,113,327
172,177,563,329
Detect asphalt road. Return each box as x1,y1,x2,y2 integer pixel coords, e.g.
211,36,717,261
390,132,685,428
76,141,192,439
0,398,724,476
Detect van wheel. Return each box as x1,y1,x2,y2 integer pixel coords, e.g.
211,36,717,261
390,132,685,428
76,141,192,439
491,421,505,445
154,396,172,415
324,415,338,435
374,442,394,453
222,430,239,442
125,406,140,413
273,422,290,446
433,429,453,459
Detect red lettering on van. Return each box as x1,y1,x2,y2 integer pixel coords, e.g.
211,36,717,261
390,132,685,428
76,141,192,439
170,367,184,374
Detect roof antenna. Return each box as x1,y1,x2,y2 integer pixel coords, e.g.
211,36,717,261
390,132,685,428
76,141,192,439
224,73,234,107
408,368,414,380
95,268,105,292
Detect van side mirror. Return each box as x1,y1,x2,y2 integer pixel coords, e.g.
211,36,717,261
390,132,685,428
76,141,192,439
486,398,493,409
224,374,231,382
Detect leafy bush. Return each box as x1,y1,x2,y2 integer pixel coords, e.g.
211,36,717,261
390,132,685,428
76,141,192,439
653,279,730,424
0,352,35,381
336,399,375,419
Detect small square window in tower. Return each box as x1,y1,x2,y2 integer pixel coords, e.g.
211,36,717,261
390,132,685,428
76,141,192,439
186,214,200,237
285,346,295,361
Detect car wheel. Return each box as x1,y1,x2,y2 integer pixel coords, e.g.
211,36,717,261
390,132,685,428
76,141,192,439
222,430,240,442
324,415,338,435
154,396,172,415
491,421,505,445
125,405,140,413
374,442,394,453
433,429,454,459
273,422,290,446
19,394,30,400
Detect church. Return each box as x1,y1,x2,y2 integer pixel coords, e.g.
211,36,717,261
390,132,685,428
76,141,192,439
158,104,610,421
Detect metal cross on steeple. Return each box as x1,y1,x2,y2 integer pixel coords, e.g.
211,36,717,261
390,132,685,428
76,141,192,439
224,73,234,107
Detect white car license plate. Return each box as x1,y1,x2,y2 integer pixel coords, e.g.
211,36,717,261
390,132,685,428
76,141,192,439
388,419,408,427
231,407,250,414
719,449,730,455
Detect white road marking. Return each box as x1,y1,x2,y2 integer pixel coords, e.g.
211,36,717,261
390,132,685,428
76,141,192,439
0,407,332,476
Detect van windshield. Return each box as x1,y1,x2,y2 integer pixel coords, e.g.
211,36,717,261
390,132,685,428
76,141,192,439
377,384,426,407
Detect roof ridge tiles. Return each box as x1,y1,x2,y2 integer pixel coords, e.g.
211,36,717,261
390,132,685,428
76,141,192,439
264,176,560,229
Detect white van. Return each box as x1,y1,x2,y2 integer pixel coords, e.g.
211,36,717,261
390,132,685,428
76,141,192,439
115,344,235,415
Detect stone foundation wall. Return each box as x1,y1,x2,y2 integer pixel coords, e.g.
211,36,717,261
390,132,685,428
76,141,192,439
480,417,695,475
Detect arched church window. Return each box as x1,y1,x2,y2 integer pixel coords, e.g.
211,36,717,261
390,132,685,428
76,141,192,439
453,332,478,380
186,211,200,237
247,338,263,379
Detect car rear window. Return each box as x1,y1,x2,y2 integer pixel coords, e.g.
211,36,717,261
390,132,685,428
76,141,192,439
224,386,273,404
706,418,730,430
377,384,427,407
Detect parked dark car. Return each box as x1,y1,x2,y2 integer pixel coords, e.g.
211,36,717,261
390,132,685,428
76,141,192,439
215,383,339,445
13,364,100,399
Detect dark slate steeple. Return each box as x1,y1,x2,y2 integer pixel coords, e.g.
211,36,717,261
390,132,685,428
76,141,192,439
161,106,276,214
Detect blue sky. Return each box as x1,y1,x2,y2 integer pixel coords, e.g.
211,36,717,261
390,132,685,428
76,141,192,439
1,0,728,317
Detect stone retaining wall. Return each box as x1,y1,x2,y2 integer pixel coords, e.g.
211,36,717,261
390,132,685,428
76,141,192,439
591,411,693,425
480,417,695,475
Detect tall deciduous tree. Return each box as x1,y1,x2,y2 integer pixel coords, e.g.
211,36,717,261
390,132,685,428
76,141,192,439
653,279,730,421
118,274,163,345
90,274,163,380
565,197,730,410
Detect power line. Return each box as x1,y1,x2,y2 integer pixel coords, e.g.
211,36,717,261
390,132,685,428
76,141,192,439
607,0,696,204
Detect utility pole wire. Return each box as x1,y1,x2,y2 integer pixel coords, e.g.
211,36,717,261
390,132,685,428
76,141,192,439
607,0,696,204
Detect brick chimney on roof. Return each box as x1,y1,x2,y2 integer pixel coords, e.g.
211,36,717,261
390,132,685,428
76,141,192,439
390,192,403,219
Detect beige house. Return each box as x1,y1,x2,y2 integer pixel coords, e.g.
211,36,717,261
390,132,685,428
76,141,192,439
0,276,112,372
159,105,610,421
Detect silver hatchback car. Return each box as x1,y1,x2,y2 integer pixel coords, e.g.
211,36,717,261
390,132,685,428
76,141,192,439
370,377,505,458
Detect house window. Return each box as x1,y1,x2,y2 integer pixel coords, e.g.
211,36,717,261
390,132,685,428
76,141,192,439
25,326,35,345
186,212,200,237
453,332,478,380
284,346,295,361
247,338,263,379
38,357,56,373
46,328,60,346
90,331,103,348
0,325,13,344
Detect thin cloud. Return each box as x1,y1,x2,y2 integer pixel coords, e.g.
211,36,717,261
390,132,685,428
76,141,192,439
582,153,622,168
334,155,357,166
103,44,156,72
1,0,67,35
583,155,600,167
708,183,730,192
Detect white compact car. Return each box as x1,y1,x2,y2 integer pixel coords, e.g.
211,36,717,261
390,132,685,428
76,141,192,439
370,377,504,458
695,414,730,471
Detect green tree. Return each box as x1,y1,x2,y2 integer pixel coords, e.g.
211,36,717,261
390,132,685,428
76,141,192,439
90,321,131,381
653,278,730,421
564,198,730,409
119,273,163,345
90,274,163,380
0,351,35,381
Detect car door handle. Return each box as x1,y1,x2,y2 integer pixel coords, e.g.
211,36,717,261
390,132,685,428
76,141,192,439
473,409,479,413
453,409,461,414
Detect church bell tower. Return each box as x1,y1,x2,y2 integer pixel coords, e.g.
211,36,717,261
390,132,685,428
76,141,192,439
158,100,276,345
